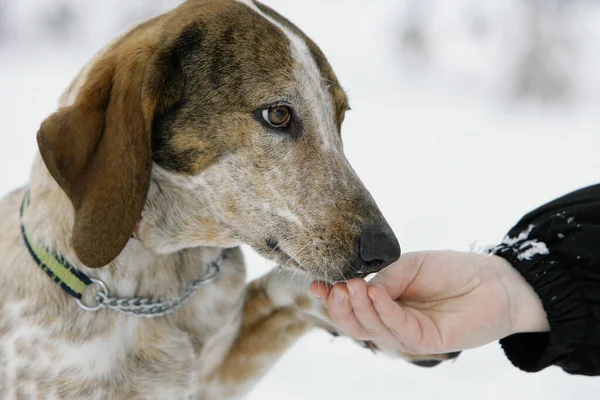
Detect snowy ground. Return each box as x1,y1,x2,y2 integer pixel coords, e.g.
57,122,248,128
1,0,599,399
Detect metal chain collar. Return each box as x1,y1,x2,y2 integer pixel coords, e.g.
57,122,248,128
75,252,224,318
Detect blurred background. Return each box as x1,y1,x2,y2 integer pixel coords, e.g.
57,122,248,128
1,0,599,399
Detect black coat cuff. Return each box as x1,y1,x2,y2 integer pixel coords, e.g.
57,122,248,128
490,185,600,375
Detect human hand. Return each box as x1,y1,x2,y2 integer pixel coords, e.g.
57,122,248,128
310,251,549,356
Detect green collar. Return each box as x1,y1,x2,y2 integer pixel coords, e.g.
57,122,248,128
20,191,92,299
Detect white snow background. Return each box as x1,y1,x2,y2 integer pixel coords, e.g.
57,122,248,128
1,0,599,399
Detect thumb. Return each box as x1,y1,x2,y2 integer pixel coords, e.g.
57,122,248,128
368,251,429,299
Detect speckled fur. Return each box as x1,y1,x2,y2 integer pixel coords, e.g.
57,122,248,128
0,1,425,399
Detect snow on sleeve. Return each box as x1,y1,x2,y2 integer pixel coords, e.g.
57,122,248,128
490,224,550,261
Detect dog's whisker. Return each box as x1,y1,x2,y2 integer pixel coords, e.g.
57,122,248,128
281,239,313,270
324,244,350,282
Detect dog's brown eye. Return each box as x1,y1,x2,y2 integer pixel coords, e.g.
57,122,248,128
262,106,291,128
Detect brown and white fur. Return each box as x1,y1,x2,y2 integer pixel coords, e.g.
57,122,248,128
0,1,454,399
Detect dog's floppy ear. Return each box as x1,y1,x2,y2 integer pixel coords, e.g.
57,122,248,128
37,35,184,268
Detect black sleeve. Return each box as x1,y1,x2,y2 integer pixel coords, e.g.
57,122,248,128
490,184,600,376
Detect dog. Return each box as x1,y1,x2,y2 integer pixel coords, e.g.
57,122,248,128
0,1,456,398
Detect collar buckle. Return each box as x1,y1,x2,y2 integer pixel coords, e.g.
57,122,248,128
75,278,109,312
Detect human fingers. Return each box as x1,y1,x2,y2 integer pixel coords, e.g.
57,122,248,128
346,279,400,346
309,281,331,305
326,283,372,340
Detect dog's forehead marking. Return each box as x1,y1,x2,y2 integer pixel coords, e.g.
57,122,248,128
236,0,339,152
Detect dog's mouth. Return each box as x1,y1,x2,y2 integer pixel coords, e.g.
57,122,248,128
260,237,374,282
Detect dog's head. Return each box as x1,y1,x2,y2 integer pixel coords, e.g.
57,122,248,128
37,0,400,282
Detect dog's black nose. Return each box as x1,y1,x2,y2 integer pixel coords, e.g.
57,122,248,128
411,359,443,368
355,224,401,275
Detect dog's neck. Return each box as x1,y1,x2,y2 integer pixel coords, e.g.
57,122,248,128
23,155,220,299
25,156,82,265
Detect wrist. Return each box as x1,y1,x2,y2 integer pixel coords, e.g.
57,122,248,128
491,255,550,336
